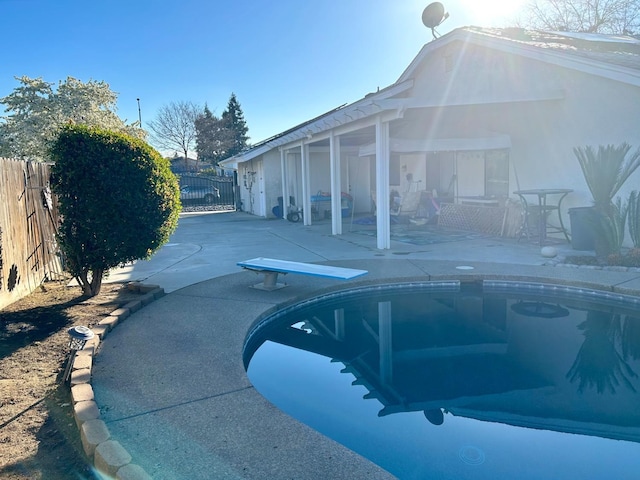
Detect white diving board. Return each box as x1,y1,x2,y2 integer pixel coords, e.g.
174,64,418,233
237,257,368,291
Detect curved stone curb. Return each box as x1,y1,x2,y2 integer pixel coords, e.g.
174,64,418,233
68,282,162,480
543,254,640,272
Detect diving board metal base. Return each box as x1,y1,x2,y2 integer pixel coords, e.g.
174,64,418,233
251,271,287,291
238,257,368,291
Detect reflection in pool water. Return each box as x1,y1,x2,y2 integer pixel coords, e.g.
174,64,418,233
244,281,640,479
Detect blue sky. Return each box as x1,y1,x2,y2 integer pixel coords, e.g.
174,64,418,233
2,0,525,147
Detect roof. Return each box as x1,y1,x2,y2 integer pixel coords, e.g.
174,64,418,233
219,80,413,166
221,26,640,167
399,26,640,83
471,27,640,71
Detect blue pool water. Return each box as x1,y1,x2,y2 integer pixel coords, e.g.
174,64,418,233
244,281,640,479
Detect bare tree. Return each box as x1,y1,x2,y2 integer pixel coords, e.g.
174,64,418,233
518,0,640,34
147,101,200,163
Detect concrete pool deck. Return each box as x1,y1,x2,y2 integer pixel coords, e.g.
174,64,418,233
89,212,640,479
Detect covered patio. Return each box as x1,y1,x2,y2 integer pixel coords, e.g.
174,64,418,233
221,27,640,251
271,95,534,249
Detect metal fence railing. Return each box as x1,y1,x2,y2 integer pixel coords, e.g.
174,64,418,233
178,174,237,212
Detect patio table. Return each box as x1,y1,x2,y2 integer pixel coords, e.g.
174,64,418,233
514,189,573,245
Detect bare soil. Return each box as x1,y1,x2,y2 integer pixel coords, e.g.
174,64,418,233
0,279,143,479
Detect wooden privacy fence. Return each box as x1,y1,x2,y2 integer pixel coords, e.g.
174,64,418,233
0,158,63,310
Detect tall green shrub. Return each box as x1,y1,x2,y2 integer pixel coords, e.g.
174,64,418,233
50,124,181,296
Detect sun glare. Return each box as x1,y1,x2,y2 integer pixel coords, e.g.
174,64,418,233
457,0,527,26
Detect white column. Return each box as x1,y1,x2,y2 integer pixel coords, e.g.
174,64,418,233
375,116,391,249
280,148,289,219
301,143,311,225
329,132,342,235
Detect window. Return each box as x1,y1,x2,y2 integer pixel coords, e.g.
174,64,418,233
485,150,509,197
426,149,509,199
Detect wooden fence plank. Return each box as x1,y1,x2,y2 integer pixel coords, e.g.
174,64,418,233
0,158,63,309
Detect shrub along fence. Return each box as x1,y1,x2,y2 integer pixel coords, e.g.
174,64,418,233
0,158,63,309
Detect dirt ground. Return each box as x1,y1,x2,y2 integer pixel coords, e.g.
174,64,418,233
0,279,143,479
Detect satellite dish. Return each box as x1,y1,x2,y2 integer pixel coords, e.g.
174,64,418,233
422,2,449,39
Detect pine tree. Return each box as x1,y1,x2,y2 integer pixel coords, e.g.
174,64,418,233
221,93,249,158
195,94,249,166
195,104,223,164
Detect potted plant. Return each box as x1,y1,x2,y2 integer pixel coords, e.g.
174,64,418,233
619,190,640,266
571,143,640,256
597,190,640,267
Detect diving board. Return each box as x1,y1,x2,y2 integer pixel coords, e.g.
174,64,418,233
237,257,368,291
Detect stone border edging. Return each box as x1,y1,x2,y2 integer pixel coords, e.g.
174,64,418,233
544,254,640,272
68,282,162,480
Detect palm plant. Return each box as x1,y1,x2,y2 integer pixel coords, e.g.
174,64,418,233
573,143,640,213
566,311,637,394
589,197,628,256
573,144,640,256
622,315,640,361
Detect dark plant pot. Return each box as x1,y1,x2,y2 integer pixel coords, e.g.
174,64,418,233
568,207,596,251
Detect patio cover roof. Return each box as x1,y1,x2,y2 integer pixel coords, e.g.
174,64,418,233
358,131,512,156
221,27,640,169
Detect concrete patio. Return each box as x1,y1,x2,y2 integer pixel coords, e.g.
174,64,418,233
86,211,640,479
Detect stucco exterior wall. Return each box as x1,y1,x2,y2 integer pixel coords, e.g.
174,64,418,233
407,39,640,221
263,150,283,218
238,158,262,216
236,150,281,218
503,77,638,212
309,151,331,196
237,148,344,218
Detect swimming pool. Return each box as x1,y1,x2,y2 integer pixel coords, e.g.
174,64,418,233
245,281,640,479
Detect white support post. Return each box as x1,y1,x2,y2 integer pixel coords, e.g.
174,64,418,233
375,116,391,249
280,149,289,219
329,132,342,235
301,143,311,225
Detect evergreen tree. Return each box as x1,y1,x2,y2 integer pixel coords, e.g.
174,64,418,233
195,104,227,165
221,93,249,158
195,94,249,165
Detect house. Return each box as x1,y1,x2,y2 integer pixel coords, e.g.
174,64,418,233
169,156,206,175
220,27,640,249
